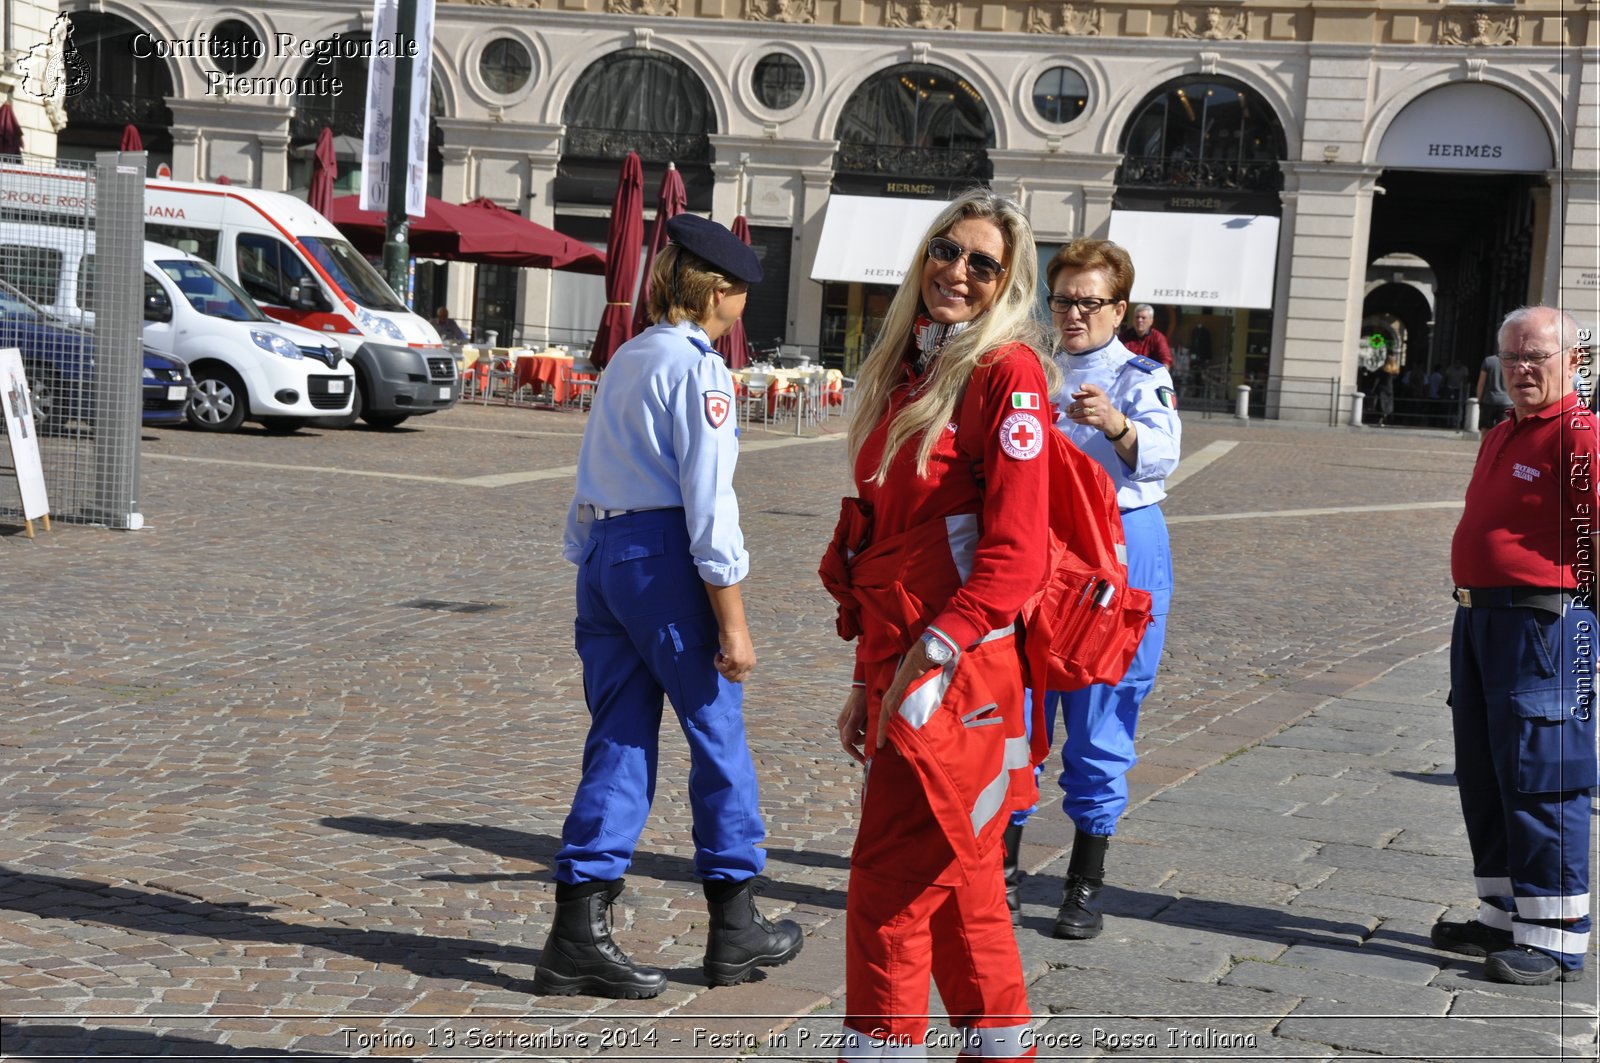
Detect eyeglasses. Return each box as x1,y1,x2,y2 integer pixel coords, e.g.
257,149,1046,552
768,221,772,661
926,236,1006,284
1047,294,1119,315
1496,348,1567,366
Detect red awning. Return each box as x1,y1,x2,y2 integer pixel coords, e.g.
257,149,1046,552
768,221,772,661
327,195,605,274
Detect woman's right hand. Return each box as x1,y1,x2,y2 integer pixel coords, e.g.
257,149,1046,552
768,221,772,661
837,687,869,766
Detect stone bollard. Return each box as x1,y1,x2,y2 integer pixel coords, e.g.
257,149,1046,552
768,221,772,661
1351,391,1365,427
1235,384,1250,421
1464,397,1480,439
485,330,499,348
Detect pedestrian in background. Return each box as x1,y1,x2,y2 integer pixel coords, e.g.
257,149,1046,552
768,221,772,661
1003,238,1181,940
1439,304,1595,985
537,215,802,1000
1476,347,1511,429
821,188,1055,1061
1372,355,1398,426
1119,303,1172,369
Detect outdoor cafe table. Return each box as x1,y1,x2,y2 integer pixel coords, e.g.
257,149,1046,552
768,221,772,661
513,348,587,405
731,366,844,418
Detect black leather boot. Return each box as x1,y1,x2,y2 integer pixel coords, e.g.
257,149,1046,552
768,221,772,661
1052,830,1110,940
533,880,667,999
703,879,804,986
1002,822,1024,926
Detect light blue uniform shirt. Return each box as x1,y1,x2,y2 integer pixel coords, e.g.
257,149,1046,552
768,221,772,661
563,320,749,586
1052,335,1182,511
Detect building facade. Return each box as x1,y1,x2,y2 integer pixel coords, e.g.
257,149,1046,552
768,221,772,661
56,0,1600,420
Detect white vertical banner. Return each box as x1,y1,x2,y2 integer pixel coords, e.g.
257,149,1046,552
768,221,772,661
359,0,435,216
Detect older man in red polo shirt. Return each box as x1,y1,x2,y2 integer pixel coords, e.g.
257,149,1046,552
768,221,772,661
1439,304,1597,986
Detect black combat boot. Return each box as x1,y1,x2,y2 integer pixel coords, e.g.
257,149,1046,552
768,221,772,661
533,880,667,999
1052,830,1110,940
703,879,804,986
1002,822,1025,926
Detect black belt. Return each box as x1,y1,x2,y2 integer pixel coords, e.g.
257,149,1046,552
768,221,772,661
1453,586,1574,614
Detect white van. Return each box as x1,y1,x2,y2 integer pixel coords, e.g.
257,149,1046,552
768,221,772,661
139,243,355,433
144,180,459,429
0,167,459,429
0,222,354,432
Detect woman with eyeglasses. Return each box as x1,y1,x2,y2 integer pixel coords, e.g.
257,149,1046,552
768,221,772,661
1002,238,1182,941
819,188,1058,1061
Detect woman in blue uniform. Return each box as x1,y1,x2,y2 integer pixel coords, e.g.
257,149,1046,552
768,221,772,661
535,215,802,999
1004,238,1182,939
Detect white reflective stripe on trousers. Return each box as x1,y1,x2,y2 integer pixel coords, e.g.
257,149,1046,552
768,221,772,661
1516,892,1591,920
1517,920,1591,954
970,736,1032,836
1475,876,1513,899
1477,905,1515,932
897,624,1015,731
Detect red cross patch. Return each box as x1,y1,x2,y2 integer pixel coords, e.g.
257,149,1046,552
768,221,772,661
704,390,732,428
999,411,1043,460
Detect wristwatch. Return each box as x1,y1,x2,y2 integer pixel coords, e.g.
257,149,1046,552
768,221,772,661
921,632,954,666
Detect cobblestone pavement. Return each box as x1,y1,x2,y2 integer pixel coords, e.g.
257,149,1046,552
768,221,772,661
0,403,1594,1060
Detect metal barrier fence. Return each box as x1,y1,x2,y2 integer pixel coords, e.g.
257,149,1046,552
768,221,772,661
1175,371,1343,427
0,153,145,529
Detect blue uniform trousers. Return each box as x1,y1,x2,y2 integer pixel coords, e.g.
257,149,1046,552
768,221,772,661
1016,503,1172,836
1450,601,1596,970
555,508,766,885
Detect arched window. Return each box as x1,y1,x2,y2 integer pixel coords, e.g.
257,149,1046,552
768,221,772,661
834,64,993,178
562,49,714,164
1117,77,1284,193
60,12,174,155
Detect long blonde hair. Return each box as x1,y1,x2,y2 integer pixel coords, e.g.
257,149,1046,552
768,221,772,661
847,188,1058,484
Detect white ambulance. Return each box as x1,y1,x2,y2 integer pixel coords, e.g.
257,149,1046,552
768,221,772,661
144,179,459,429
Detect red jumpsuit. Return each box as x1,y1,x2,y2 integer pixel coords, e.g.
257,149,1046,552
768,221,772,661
821,343,1050,1062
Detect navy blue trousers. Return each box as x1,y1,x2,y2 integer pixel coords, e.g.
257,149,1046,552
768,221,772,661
1450,601,1596,969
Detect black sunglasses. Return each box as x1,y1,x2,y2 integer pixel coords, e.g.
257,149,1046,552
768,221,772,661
927,236,1006,284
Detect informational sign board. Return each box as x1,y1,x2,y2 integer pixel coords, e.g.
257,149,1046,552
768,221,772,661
0,347,50,522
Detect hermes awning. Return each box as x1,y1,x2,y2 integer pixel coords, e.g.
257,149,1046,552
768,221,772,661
809,195,950,285
1108,210,1281,310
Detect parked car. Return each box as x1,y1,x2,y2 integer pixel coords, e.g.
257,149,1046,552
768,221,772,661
0,277,91,433
0,278,196,433
141,349,194,427
139,243,354,433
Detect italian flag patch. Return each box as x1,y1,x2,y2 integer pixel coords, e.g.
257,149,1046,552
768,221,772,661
1010,392,1040,410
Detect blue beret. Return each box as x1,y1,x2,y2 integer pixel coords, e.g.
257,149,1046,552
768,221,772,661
666,214,763,284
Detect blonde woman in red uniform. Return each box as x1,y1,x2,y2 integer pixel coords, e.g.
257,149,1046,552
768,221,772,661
820,188,1059,1061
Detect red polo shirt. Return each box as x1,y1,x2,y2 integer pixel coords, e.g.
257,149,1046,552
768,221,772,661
1451,390,1600,590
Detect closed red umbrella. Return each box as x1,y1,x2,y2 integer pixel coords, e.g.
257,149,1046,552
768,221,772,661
119,124,142,152
632,162,687,335
308,127,337,219
720,215,755,370
0,103,22,157
589,151,644,370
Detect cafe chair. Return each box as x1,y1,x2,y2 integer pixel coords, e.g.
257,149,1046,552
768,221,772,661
740,370,775,427
563,354,600,410
485,354,517,405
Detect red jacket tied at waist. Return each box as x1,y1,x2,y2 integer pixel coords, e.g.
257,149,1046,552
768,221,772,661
819,498,963,665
